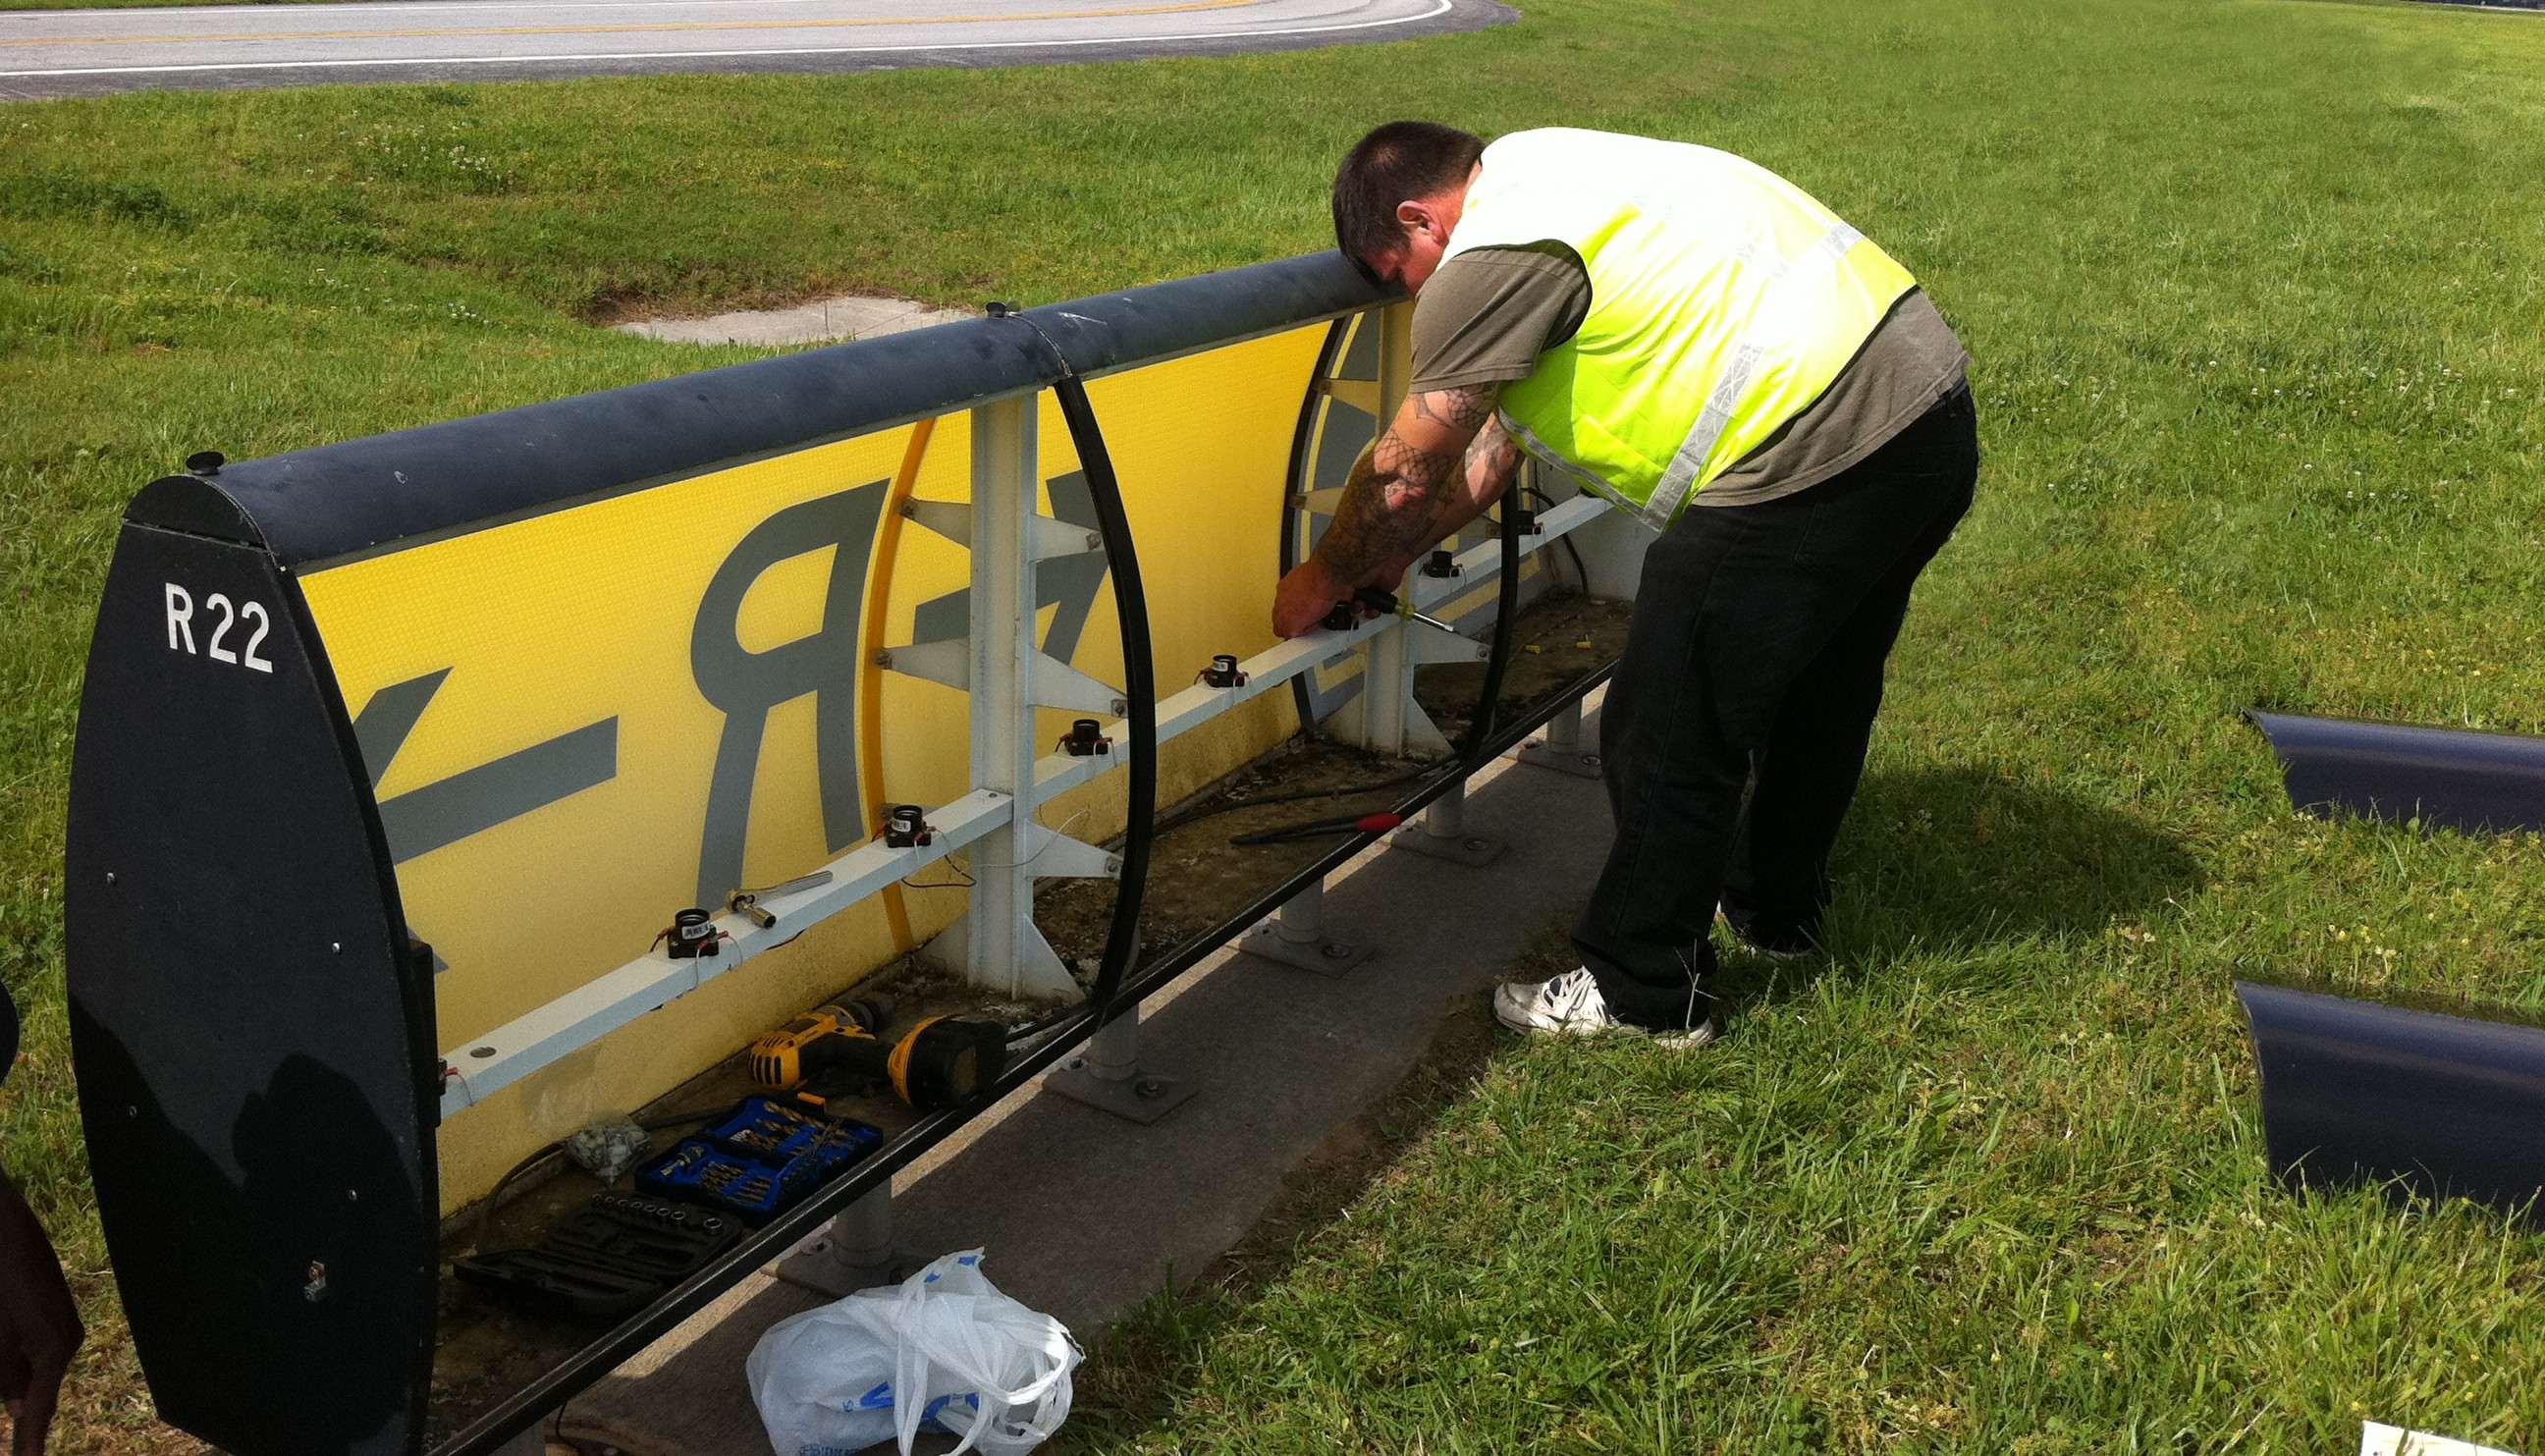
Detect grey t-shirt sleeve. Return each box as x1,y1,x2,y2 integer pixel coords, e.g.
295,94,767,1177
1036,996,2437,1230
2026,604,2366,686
1408,243,1593,394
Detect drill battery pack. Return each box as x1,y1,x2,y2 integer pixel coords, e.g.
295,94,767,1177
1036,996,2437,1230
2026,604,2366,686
636,1096,882,1225
455,1191,743,1321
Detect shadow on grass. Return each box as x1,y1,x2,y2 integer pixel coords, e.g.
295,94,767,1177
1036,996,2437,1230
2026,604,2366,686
1058,772,2196,1441
1713,767,2205,1004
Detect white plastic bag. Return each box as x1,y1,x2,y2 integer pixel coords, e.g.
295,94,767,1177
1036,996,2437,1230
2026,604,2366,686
747,1249,1082,1456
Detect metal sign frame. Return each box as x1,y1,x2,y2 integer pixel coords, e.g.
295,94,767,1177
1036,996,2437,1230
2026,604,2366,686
65,250,1638,1456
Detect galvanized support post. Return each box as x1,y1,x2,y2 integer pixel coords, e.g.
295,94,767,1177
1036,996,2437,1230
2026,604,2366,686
1237,877,1374,975
1049,1000,1196,1124
1390,776,1504,866
775,1181,912,1297
1321,303,1452,756
958,395,1075,1000
1517,697,1602,779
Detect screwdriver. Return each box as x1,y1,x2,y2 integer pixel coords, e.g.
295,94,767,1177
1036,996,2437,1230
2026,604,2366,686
727,870,835,929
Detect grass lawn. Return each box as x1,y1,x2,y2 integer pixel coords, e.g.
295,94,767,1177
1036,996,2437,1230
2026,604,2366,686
7,0,2545,1449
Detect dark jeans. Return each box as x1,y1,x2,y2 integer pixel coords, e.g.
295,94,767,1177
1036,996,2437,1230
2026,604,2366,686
1572,385,1978,1029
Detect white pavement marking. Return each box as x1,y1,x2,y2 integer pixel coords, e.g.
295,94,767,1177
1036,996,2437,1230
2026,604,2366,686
0,0,1456,83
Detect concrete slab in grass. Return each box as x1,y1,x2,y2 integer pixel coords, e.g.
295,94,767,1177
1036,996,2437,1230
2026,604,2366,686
618,296,974,349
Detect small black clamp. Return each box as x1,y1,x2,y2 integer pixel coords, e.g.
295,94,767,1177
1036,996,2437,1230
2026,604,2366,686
1324,587,1397,632
882,803,935,848
1058,718,1112,757
1198,653,1248,688
1421,550,1461,579
662,907,725,960
1509,504,1543,536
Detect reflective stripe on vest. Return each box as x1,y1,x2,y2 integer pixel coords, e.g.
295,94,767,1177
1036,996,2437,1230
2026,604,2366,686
1647,220,1865,528
1442,130,1914,529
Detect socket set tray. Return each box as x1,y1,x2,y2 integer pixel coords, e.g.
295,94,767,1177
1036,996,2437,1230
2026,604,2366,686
456,1191,744,1321
636,1095,883,1225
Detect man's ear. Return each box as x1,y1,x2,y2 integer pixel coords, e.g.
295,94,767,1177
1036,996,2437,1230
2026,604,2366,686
1394,199,1432,235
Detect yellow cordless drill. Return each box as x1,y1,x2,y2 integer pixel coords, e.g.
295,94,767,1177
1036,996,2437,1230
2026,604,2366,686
748,996,1007,1111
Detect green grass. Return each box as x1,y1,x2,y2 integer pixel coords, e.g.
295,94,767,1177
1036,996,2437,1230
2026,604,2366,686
7,0,2545,1449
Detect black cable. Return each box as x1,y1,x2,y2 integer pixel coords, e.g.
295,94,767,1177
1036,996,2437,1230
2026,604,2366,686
1522,484,1591,595
990,303,1158,1031
1455,490,1526,765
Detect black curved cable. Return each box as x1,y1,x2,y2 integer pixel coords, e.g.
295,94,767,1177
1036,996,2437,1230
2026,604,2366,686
987,304,1156,1030
1453,486,1527,769
1049,375,1155,1021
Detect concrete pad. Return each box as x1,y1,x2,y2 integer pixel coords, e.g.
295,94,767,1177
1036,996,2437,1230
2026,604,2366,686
617,297,975,349
562,694,1614,1456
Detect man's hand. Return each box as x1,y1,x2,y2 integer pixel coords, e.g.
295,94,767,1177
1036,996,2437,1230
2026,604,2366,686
1273,557,1350,638
0,1169,82,1456
1274,383,1514,639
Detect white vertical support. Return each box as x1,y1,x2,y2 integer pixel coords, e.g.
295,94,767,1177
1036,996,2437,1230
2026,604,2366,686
1362,301,1417,754
1084,1009,1140,1084
1560,491,1657,600
1389,777,1504,866
1235,877,1375,975
1049,1001,1197,1124
1517,696,1603,779
961,396,1074,1000
1322,302,1449,755
776,1181,910,1296
1545,699,1583,754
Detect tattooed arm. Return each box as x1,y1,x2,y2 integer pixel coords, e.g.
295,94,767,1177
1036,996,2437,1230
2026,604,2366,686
1272,382,1521,637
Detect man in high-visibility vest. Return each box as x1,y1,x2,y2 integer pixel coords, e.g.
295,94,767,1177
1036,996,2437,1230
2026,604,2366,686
1273,122,1977,1045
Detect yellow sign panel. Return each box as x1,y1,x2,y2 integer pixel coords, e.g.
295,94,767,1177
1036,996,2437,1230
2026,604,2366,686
297,327,1327,1209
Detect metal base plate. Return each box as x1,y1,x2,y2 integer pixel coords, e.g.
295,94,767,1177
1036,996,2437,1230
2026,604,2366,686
1047,1059,1198,1125
1235,921,1374,976
1515,738,1602,779
1389,824,1506,867
774,1237,930,1299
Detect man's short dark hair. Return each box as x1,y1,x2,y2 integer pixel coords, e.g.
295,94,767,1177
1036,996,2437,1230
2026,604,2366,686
1332,121,1486,282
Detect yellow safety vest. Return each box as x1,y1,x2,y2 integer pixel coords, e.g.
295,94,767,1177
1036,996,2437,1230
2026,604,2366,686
1442,129,1917,529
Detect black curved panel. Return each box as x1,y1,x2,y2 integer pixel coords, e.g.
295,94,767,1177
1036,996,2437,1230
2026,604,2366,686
67,522,435,1455
2249,710,2545,833
185,253,1389,569
2237,979,2545,1225
127,472,263,546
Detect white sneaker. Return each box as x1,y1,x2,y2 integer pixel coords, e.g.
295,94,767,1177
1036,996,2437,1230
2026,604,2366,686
1492,967,1717,1047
